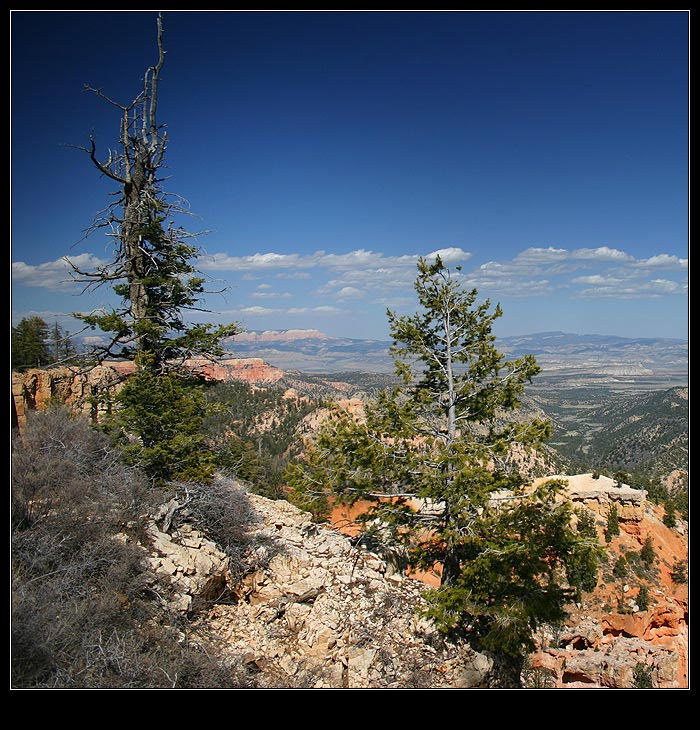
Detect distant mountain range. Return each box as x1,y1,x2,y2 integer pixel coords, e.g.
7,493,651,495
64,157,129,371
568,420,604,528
224,329,688,376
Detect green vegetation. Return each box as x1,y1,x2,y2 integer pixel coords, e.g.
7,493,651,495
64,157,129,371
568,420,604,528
12,316,80,372
287,256,603,687
632,662,654,688
663,499,678,528
68,17,238,373
107,372,215,485
58,14,238,484
12,317,51,371
545,384,688,492
613,554,628,579
636,584,650,611
203,380,320,497
566,509,602,599
11,12,686,690
640,535,656,566
670,560,688,584
605,504,620,543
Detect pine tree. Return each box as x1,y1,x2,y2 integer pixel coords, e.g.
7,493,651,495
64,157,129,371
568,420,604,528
670,560,688,584
67,13,238,373
566,509,602,598
63,14,239,483
613,554,628,579
109,371,214,484
605,504,620,542
662,500,677,528
287,255,602,687
636,584,650,611
640,535,656,566
11,317,50,371
48,322,78,365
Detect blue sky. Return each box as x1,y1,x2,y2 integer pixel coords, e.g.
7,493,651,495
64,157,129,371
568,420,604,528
11,10,689,344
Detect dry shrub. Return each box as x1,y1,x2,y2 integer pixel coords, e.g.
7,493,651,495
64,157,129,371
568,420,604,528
11,406,258,688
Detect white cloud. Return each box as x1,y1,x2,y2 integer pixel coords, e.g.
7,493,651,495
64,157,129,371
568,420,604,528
648,278,686,294
202,251,312,271
571,246,635,262
371,296,414,307
513,247,568,264
237,306,280,315
276,271,311,279
462,273,553,296
222,304,344,317
572,274,624,286
335,286,365,300
633,254,689,270
12,253,110,290
576,278,686,299
287,305,342,314
199,247,472,273
252,290,292,299
424,247,473,264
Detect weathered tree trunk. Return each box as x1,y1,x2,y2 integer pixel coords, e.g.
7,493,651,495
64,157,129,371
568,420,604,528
441,549,461,586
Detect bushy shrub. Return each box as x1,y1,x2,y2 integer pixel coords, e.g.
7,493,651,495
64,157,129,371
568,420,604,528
11,406,257,688
633,662,654,688
670,560,688,584
167,478,273,583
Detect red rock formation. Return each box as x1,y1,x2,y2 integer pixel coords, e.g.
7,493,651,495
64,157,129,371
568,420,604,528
328,474,688,688
182,357,285,383
11,357,286,429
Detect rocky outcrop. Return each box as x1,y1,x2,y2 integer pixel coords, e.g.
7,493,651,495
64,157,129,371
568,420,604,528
534,473,647,522
11,358,286,429
527,474,688,688
183,357,285,384
189,489,491,689
144,517,232,615
12,364,129,428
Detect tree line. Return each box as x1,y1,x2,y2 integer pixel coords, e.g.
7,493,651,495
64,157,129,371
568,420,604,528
11,317,78,371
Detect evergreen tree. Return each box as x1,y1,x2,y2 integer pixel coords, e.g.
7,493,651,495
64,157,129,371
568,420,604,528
613,470,631,487
63,14,238,483
605,504,620,543
662,500,677,528
566,509,602,598
287,256,602,687
670,560,687,584
636,584,650,611
613,554,628,579
48,322,78,365
67,13,238,375
640,535,656,566
11,317,50,371
109,371,214,484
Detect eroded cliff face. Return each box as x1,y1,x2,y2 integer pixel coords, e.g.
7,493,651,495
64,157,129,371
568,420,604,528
527,474,688,688
12,364,130,427
11,359,286,429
